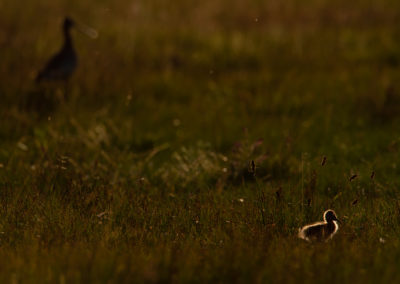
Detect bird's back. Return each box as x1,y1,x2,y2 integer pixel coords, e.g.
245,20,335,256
36,44,77,83
299,222,337,242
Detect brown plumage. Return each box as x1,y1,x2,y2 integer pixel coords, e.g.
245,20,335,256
298,210,340,242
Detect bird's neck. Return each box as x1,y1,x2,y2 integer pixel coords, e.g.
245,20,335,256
327,220,337,229
63,28,73,49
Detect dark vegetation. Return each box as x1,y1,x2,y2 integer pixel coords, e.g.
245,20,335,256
1,0,400,282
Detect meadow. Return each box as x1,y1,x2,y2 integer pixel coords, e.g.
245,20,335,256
1,0,400,282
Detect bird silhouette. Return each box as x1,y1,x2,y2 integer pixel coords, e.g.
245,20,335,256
36,17,78,83
298,209,340,242
35,17,97,101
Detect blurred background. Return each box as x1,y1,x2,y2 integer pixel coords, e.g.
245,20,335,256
2,1,400,149
2,0,400,195
2,1,400,282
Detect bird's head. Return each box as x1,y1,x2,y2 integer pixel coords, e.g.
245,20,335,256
63,17,98,39
324,210,341,223
63,17,75,31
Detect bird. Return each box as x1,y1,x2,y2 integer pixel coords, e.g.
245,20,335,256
298,209,340,242
35,17,97,91
36,17,78,83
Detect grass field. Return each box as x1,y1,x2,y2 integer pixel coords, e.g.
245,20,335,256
2,0,400,282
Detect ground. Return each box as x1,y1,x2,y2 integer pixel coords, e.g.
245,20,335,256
1,0,400,282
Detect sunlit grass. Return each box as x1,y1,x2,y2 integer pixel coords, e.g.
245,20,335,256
1,0,400,282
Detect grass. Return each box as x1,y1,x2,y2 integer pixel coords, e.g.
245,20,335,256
2,0,400,282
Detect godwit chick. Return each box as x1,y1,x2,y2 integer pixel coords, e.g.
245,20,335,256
298,210,340,242
36,17,97,84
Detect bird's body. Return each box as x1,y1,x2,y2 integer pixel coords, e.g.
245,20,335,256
36,18,77,83
298,210,340,242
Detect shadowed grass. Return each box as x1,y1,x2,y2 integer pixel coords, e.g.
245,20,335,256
2,0,400,282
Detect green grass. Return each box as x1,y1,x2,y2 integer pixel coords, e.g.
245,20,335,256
2,0,400,282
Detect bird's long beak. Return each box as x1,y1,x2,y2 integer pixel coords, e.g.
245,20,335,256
335,218,342,224
76,22,98,39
